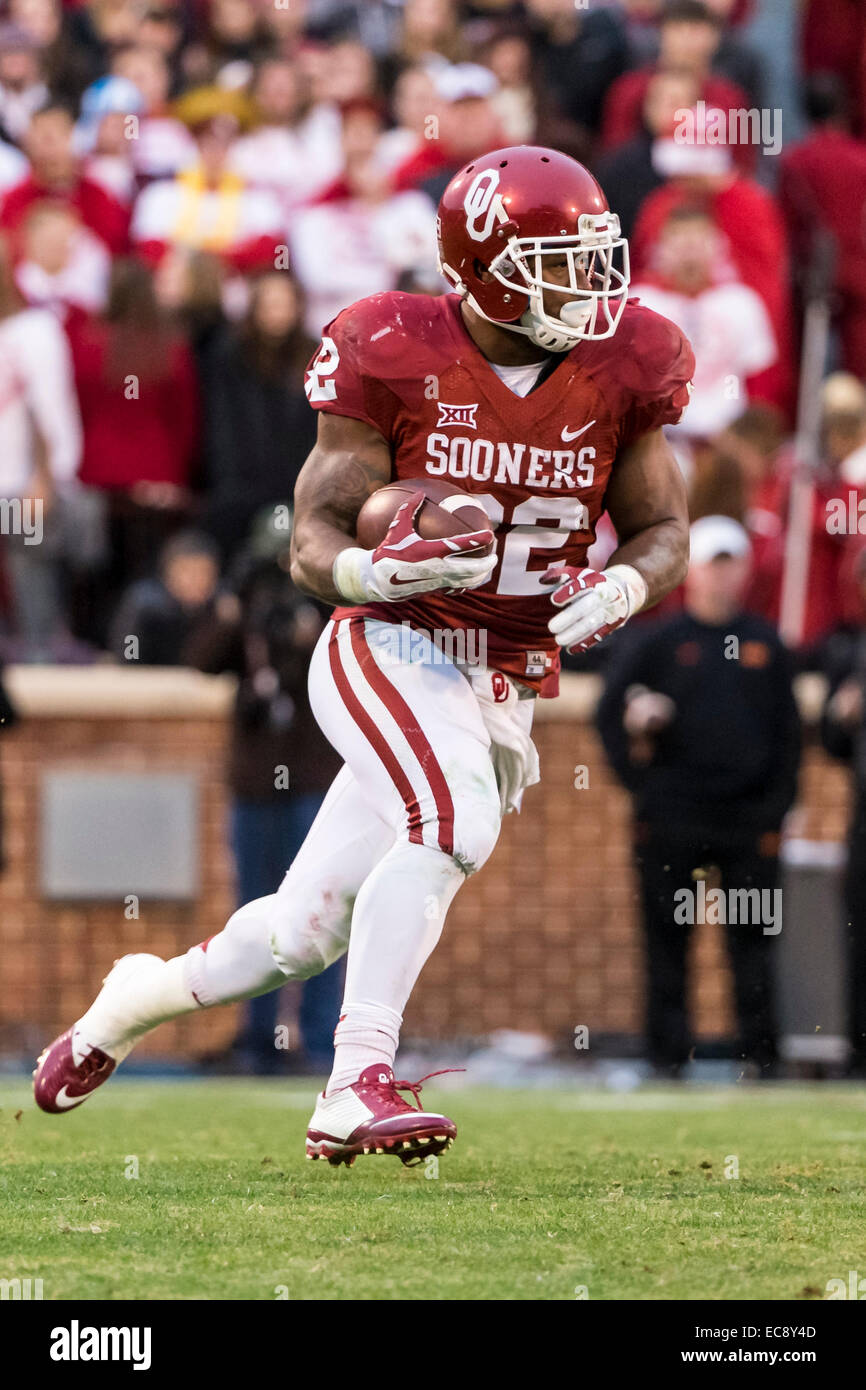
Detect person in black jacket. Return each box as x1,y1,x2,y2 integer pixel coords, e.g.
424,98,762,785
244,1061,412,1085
200,271,317,564
819,543,866,1073
597,516,801,1075
109,530,222,666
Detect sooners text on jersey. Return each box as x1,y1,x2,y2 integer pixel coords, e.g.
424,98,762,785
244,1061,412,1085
304,291,694,696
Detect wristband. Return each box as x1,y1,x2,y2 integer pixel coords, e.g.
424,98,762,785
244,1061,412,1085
332,546,375,603
605,563,648,616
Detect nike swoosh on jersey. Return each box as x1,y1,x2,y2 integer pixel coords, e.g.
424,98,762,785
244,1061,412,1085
561,420,596,442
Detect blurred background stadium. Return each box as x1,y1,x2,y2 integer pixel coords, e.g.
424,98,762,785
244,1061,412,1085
0,0,864,1088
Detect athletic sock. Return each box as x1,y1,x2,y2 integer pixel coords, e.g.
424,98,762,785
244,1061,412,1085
324,842,466,1095
77,954,198,1057
326,1001,402,1094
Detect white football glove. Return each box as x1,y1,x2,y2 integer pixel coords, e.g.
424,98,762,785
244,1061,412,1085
542,563,647,653
466,667,540,816
334,491,496,603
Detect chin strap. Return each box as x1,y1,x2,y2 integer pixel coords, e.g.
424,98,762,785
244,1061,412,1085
518,306,584,353
464,289,582,354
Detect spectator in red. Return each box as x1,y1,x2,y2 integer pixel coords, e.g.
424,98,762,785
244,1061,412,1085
290,101,438,334
746,375,866,655
779,75,866,382
594,65,699,240
391,62,505,198
631,120,794,417
0,103,129,266
690,0,762,105
801,0,866,139
15,200,109,316
631,205,777,442
131,87,284,272
69,256,201,635
601,1,752,165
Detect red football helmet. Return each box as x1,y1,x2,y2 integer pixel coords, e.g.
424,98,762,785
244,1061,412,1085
437,145,629,351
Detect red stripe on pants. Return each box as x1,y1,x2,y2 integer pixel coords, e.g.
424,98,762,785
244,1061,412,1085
328,619,425,846
348,617,455,857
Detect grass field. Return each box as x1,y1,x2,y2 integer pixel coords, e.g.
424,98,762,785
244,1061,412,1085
1,1078,865,1301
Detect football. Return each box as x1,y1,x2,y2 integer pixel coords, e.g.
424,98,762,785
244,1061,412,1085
355,477,493,553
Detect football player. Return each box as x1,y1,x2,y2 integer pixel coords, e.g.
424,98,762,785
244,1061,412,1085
35,147,693,1166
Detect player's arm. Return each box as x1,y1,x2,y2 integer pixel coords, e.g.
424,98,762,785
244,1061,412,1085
290,412,495,605
543,429,689,654
290,413,392,604
603,427,690,606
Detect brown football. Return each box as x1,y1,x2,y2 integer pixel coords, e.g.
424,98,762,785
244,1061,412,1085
356,477,493,553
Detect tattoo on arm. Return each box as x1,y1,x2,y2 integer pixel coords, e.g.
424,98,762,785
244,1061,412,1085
290,413,392,603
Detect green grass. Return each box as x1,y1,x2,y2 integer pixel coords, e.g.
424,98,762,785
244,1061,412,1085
1,1079,865,1300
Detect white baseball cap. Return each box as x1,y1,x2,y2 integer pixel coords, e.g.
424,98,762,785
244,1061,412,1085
430,62,498,104
689,515,752,565
651,136,734,178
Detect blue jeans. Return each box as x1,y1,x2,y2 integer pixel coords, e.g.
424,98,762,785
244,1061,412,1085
230,795,345,1066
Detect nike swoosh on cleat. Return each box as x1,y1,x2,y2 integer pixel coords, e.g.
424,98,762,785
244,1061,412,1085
53,1085,84,1109
561,420,596,442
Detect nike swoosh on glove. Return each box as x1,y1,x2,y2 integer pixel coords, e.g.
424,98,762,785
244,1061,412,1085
334,491,496,603
467,668,540,816
542,563,646,654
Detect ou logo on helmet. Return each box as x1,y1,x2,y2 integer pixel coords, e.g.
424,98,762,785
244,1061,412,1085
463,168,505,242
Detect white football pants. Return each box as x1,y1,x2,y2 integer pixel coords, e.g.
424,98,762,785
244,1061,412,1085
185,617,523,1021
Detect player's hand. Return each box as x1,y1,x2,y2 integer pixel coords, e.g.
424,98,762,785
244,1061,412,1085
338,492,496,602
541,564,637,653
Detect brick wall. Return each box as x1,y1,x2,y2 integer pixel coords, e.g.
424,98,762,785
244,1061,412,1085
0,668,852,1060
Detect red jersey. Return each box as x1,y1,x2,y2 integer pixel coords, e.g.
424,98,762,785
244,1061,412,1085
304,291,693,696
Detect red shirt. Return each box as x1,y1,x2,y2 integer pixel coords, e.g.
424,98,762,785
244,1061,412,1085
802,0,866,137
391,143,455,193
0,174,129,257
601,69,755,168
631,176,794,417
69,318,200,490
304,291,693,695
779,128,866,302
